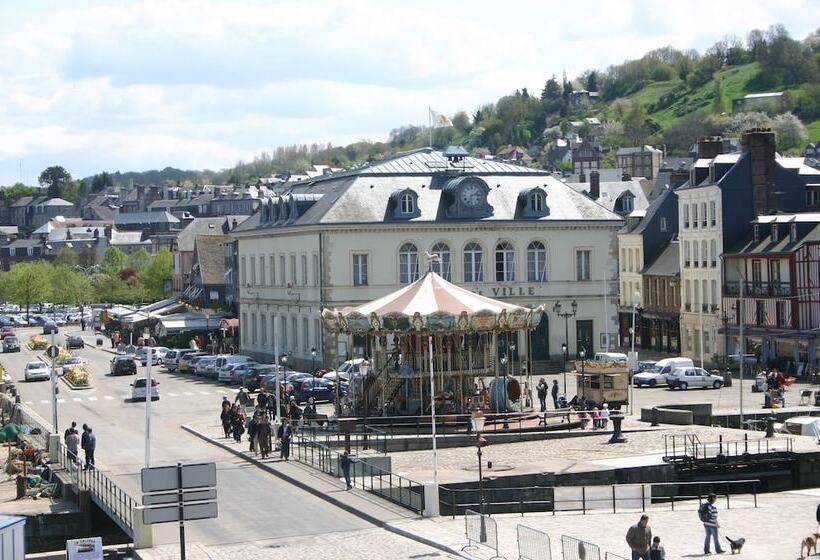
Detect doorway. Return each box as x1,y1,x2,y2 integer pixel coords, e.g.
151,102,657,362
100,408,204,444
576,320,593,358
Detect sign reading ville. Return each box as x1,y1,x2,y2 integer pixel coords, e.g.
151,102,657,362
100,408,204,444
474,286,538,297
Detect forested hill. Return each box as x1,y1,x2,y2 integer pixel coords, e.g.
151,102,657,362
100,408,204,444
81,24,820,188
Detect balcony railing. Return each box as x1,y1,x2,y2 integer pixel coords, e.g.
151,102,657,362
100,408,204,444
724,281,792,297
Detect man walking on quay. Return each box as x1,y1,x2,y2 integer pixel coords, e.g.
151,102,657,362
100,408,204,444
625,514,652,560
551,379,559,409
84,426,96,470
699,493,725,554
277,418,292,461
536,379,548,412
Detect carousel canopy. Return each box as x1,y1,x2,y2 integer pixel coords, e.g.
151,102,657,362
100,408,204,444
322,270,543,333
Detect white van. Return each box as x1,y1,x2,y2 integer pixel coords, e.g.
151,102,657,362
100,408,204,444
633,357,694,387
216,355,255,382
775,416,820,437
593,352,627,363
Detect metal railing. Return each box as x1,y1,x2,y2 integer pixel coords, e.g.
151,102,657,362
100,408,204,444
301,427,388,455
664,433,793,461
291,432,425,515
561,535,600,560
605,553,629,560
725,281,792,297
517,524,551,560
442,485,552,516
463,509,504,560
54,441,136,535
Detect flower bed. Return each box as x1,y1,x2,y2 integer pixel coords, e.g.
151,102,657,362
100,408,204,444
63,367,91,387
28,336,48,350
54,348,73,364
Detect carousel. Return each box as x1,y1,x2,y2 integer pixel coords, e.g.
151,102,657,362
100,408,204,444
321,269,544,417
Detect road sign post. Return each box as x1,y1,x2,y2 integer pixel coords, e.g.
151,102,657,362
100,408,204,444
48,337,59,433
141,462,217,560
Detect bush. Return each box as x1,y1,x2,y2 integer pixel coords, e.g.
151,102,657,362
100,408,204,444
29,336,48,350
63,367,91,387
55,348,73,364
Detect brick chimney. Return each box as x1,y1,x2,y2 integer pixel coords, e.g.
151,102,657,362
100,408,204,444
590,170,600,199
696,136,724,159
742,128,777,214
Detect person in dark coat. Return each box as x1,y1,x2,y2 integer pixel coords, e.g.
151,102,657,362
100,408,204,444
80,423,89,466
340,451,355,490
536,379,548,412
266,391,277,421
230,404,245,442
277,418,293,460
84,426,96,469
220,399,232,438
551,380,559,409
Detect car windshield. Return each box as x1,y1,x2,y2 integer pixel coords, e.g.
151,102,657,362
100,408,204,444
28,362,46,369
338,362,353,373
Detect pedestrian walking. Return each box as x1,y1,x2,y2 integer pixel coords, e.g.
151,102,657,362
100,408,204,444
84,427,96,470
80,423,89,466
551,380,559,409
649,536,665,560
220,399,232,438
230,404,245,442
278,418,293,460
591,406,601,430
340,451,354,490
64,421,77,442
247,412,258,452
625,514,652,560
699,493,725,555
65,429,80,467
80,318,86,331
266,390,277,421
536,379,548,412
600,403,610,429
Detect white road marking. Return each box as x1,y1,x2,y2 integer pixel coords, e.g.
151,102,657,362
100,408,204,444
167,393,179,397
40,399,49,404
198,391,211,396
183,392,194,396
25,401,33,405
57,399,66,403
86,397,97,401
104,396,114,400
73,398,82,402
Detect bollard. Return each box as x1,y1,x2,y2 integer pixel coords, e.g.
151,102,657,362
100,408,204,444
608,415,627,443
650,407,659,427
765,416,775,438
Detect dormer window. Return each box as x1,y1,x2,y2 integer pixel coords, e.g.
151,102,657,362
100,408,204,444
791,223,797,242
518,187,549,219
753,224,760,242
616,192,634,214
529,192,544,213
771,223,779,242
400,193,415,214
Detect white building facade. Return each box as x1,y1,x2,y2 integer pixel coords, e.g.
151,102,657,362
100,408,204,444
232,149,623,372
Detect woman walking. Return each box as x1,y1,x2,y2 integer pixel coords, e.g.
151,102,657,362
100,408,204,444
220,399,232,438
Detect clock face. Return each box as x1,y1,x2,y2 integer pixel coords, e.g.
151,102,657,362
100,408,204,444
460,184,482,207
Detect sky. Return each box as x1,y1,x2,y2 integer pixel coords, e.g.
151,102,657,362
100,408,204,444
1,0,818,185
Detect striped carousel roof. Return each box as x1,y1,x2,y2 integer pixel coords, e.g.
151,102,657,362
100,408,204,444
322,270,542,333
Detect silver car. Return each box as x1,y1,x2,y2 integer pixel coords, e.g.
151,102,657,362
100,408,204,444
24,361,50,382
667,367,724,390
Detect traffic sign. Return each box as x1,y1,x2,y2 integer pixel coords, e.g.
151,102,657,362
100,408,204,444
142,501,217,525
142,488,216,506
141,462,216,493
47,345,60,358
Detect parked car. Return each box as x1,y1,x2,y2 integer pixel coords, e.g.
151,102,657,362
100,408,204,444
195,356,219,378
636,360,657,372
593,352,628,363
66,335,85,349
293,378,335,403
633,358,695,388
111,355,137,376
58,356,88,375
244,365,285,392
138,346,170,366
667,367,724,390
2,335,20,353
215,355,255,380
42,322,59,335
131,377,159,401
218,360,258,383
162,349,198,372
24,361,50,382
0,326,15,340
179,352,208,373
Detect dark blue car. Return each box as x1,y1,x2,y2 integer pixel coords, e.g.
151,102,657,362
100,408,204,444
293,378,335,404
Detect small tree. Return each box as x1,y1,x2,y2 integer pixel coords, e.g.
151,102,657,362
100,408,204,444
38,166,72,199
54,246,79,268
5,262,51,320
101,247,127,276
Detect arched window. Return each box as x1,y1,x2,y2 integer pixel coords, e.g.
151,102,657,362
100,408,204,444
529,192,544,213
527,241,548,282
463,243,483,283
400,193,415,214
398,243,418,284
495,242,515,282
430,242,451,280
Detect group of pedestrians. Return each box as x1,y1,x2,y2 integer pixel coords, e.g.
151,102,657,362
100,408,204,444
63,420,96,470
220,391,296,461
625,493,724,559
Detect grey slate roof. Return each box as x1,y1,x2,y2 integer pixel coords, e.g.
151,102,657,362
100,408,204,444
565,179,650,213
193,235,227,285
176,217,229,252
114,211,180,225
4,239,42,248
727,220,820,255
642,241,679,276
616,145,662,156
40,197,74,206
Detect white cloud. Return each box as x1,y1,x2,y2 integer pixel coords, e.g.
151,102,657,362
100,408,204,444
0,0,818,183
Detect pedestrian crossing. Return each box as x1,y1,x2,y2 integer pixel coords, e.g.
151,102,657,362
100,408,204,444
24,387,232,405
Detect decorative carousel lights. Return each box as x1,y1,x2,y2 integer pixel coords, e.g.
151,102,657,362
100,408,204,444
321,269,544,416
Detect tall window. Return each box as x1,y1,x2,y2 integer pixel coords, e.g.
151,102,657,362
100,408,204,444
684,242,690,267
399,243,419,284
575,249,591,281
400,193,415,214
701,240,708,268
241,312,248,344
292,316,298,351
281,316,288,349
241,257,247,285
250,256,256,285
430,242,451,280
752,260,762,287
776,301,788,327
279,255,286,286
701,202,707,227
683,204,690,228
710,240,717,267
692,204,698,228
269,255,275,286
303,318,309,351
260,313,267,348
290,255,297,285
529,192,544,212
251,313,257,345
770,260,781,285
527,241,548,282
259,256,266,285
710,201,717,227
693,242,699,267
495,242,515,281
313,254,320,286
684,280,691,311
463,242,483,283
352,253,368,286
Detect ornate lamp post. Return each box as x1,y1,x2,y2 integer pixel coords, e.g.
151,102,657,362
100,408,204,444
553,300,577,394
579,348,586,400
311,347,317,373
281,354,288,375
510,341,516,376
470,410,488,541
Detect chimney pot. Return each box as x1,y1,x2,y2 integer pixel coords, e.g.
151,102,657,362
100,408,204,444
590,170,600,199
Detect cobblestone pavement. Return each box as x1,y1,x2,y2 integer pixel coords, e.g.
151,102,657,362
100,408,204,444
389,422,811,483
402,489,820,560
138,527,461,560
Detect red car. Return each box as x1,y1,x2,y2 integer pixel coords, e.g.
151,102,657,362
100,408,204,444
0,327,15,340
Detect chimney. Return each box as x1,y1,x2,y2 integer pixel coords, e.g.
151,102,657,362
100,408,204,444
742,128,777,214
590,170,600,199
696,136,724,160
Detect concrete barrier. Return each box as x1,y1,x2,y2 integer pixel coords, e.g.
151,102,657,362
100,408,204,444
640,406,693,425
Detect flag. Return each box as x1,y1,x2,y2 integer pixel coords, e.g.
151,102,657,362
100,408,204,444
429,108,453,128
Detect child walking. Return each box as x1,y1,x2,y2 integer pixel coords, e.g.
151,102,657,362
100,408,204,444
649,536,666,560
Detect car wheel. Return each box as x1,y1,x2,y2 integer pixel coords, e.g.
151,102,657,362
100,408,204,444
649,379,657,387
713,380,723,389
680,382,688,390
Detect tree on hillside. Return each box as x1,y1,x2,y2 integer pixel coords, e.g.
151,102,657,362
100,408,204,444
711,77,727,114
623,102,651,145
54,247,79,268
127,248,152,271
38,166,72,199
540,75,561,100
4,262,51,320
90,172,114,192
585,71,598,92
0,182,38,203
101,247,128,276
770,112,808,152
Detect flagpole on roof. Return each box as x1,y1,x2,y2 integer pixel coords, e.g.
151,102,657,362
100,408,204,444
428,107,433,148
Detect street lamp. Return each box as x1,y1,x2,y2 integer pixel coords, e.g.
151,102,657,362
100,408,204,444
281,354,288,375
509,341,516,376
630,291,641,416
470,410,488,541
579,348,586,401
552,300,578,395
311,347,317,373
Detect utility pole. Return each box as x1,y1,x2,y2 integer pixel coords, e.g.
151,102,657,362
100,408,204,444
739,274,745,426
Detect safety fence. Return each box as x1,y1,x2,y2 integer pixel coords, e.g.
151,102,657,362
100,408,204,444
517,524,551,560
300,427,388,455
561,535,600,560
291,431,424,515
663,432,793,461
441,479,759,516
463,509,504,560
604,553,628,560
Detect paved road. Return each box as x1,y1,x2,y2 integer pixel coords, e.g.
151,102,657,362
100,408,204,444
0,327,376,546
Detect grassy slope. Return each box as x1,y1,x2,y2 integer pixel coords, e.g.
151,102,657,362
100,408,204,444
604,62,819,140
